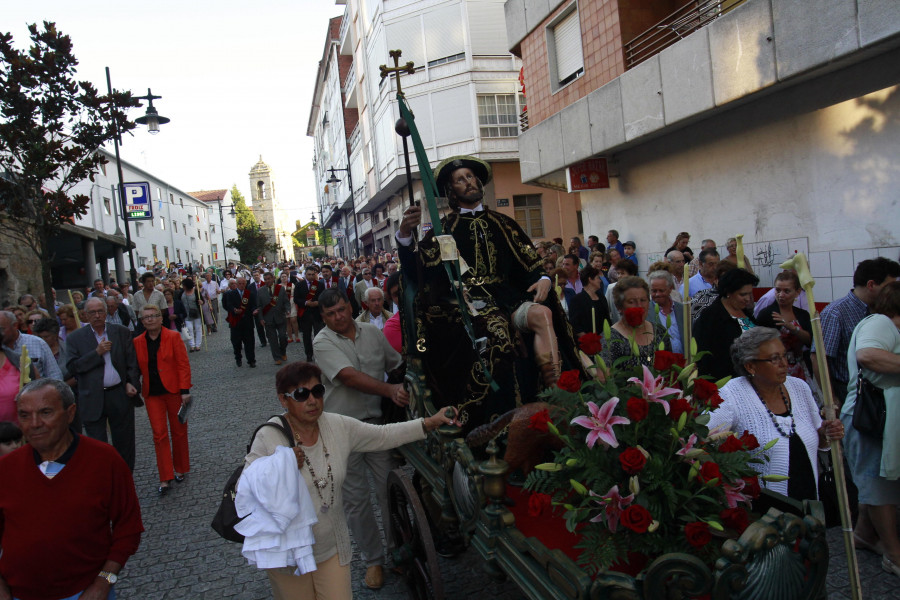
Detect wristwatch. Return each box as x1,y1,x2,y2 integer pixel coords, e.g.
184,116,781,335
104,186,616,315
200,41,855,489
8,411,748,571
98,571,118,584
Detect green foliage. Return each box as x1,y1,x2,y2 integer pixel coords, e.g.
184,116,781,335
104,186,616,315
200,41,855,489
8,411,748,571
0,21,138,299
230,185,257,231
225,184,278,263
525,347,765,576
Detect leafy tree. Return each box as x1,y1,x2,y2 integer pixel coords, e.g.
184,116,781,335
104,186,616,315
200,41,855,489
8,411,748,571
226,184,277,263
0,22,138,300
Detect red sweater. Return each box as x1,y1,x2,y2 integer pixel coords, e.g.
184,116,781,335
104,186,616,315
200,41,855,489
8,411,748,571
0,436,144,600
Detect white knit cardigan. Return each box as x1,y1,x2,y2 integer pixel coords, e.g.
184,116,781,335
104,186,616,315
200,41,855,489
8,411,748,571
245,412,427,566
708,376,822,497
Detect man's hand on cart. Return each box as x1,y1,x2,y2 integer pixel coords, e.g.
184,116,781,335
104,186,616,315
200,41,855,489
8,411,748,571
391,383,410,407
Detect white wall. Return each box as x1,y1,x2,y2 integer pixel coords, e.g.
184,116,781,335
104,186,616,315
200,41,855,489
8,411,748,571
580,84,900,302
71,150,216,273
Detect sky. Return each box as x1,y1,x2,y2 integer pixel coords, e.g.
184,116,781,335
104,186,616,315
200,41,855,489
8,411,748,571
2,0,344,227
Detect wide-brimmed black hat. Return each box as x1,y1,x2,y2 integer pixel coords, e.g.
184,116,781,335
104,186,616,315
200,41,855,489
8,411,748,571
434,155,492,193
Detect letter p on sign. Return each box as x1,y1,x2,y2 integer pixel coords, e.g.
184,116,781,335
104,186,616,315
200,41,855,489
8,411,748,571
123,181,152,221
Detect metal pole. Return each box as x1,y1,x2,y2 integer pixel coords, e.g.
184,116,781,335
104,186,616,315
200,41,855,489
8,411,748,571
219,201,228,267
106,67,138,293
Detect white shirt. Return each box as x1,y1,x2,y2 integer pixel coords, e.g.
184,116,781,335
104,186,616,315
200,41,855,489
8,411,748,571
91,326,122,388
202,280,219,298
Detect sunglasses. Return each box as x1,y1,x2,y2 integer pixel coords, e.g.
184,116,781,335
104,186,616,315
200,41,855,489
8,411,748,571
282,384,325,402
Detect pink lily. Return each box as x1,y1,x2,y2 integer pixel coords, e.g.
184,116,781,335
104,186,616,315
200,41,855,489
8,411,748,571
589,485,635,532
571,398,630,448
723,480,752,508
628,365,681,414
676,433,699,456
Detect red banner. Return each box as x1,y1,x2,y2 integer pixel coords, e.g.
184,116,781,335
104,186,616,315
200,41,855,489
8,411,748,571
567,158,609,192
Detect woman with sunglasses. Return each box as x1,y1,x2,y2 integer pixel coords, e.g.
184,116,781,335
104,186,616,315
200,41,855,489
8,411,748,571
244,361,457,599
707,327,843,502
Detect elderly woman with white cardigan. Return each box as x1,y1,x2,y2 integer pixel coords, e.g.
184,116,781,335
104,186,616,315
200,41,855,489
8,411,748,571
707,327,843,500
244,361,455,599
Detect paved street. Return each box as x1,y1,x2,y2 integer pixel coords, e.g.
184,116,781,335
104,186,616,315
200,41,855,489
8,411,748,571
113,324,899,599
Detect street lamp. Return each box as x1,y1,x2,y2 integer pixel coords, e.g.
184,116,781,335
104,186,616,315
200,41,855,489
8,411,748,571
326,165,358,257
212,202,238,268
106,68,170,292
134,89,170,134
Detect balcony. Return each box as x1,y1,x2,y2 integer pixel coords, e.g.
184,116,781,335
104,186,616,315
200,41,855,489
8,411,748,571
339,9,352,56
343,62,357,108
624,0,747,70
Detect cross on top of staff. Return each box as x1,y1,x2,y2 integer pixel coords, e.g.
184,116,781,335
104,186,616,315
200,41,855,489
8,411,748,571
379,49,415,98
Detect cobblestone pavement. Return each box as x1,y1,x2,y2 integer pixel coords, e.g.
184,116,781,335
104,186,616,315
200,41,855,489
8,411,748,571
113,324,897,599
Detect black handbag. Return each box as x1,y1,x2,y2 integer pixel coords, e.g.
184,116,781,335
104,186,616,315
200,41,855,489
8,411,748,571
852,368,886,439
211,415,294,543
817,451,840,527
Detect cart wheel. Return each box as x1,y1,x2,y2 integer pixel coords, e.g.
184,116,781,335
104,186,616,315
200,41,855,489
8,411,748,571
388,469,444,600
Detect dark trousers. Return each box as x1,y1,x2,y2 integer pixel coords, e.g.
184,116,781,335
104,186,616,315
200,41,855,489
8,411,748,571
230,319,256,364
83,386,136,471
255,317,267,346
299,314,322,360
264,319,288,360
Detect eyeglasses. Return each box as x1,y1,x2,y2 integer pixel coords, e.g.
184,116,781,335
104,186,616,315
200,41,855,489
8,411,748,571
282,384,325,402
140,315,162,321
85,309,106,316
753,354,788,365
27,318,42,324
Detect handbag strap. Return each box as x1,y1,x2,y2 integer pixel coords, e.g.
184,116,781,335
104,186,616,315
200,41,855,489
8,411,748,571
246,414,296,453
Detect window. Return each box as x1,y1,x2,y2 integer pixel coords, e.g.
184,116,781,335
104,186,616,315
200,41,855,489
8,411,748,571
176,249,181,261
478,95,519,138
548,4,584,90
211,224,216,234
513,194,544,238
179,198,184,208
100,162,107,176
102,197,112,215
135,223,143,237
204,231,208,241
576,210,584,234
212,243,218,256
164,247,170,262
169,193,174,204
427,52,465,68
152,244,158,261
160,217,166,230
173,221,178,233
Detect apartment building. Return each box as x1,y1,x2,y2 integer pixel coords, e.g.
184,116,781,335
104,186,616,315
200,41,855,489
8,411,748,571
308,0,584,258
505,0,900,297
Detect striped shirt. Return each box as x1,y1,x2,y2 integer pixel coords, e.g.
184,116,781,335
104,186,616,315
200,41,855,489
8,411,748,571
3,333,63,381
819,289,868,385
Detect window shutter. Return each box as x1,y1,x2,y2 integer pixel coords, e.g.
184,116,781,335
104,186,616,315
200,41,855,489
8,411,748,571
554,9,583,83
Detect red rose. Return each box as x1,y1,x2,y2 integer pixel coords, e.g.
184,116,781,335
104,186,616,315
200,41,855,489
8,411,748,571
626,396,648,422
653,351,686,371
623,307,645,327
557,370,581,393
698,462,721,485
527,492,552,517
692,379,722,407
684,521,711,547
719,435,744,453
720,507,750,534
742,476,761,499
620,504,653,533
669,398,694,422
579,332,603,356
619,447,647,474
740,431,760,450
529,409,551,433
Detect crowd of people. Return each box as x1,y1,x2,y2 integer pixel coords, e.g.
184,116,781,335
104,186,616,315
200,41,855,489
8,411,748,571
1,171,899,595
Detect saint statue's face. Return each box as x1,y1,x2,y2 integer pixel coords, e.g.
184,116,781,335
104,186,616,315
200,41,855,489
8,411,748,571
447,167,483,207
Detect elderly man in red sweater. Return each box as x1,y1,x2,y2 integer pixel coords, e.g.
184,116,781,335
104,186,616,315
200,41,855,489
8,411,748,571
0,378,143,600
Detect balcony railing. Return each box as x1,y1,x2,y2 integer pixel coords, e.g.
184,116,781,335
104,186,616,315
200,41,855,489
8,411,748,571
623,0,746,70
343,62,356,97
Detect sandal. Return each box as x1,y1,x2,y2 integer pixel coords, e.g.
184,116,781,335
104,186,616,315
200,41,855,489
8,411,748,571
157,483,171,496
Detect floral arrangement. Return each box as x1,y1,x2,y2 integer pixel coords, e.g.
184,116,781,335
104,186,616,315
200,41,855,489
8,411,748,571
524,328,783,575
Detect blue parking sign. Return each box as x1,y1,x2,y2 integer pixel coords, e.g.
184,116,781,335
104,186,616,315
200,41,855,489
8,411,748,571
122,182,153,221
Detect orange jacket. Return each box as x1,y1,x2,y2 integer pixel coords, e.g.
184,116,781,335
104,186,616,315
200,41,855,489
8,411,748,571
133,327,192,397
